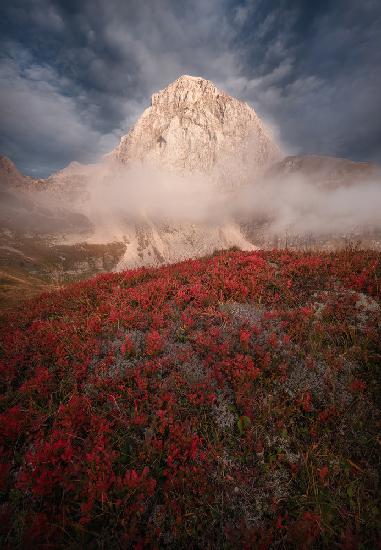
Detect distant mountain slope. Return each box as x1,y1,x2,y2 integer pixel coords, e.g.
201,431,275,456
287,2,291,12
266,154,380,188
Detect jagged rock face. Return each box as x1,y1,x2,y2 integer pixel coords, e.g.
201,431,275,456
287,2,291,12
114,75,280,179
0,156,35,189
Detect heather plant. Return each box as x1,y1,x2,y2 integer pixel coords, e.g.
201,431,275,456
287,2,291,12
0,250,380,548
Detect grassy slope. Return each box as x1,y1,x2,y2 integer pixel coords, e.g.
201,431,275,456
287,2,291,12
0,238,126,312
0,249,380,548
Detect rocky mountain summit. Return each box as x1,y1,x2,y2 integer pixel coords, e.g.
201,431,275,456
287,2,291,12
114,75,280,182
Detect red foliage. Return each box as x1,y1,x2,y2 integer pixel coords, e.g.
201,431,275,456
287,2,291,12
318,465,329,483
121,335,135,356
300,392,313,413
350,379,366,393
0,249,379,547
145,329,163,356
288,511,322,547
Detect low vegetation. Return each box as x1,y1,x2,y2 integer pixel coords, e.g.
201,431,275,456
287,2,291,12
0,249,380,548
0,238,126,311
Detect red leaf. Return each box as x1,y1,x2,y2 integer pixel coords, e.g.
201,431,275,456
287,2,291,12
318,465,329,482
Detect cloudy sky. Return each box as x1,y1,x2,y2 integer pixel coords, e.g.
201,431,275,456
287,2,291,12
1,0,380,177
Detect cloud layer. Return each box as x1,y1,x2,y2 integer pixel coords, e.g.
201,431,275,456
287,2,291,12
0,0,380,176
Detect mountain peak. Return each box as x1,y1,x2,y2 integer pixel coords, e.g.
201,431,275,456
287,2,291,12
150,74,222,108
115,76,281,175
0,155,18,173
0,155,30,188
175,74,206,83
169,74,218,90
165,74,215,89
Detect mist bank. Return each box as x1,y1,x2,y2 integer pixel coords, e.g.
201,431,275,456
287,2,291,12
234,174,381,237
78,158,381,241
2,155,380,245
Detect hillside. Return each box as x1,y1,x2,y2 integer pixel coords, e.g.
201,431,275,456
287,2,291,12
0,236,126,311
0,249,380,548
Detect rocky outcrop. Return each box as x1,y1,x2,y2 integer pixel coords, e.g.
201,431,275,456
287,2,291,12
0,156,35,189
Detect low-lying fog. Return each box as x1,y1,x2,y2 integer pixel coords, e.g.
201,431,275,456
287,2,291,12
2,156,381,243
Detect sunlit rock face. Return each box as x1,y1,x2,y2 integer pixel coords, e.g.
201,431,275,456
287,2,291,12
112,75,280,268
114,75,280,182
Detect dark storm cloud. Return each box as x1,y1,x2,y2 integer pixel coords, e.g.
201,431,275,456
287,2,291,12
0,0,380,176
228,0,381,161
